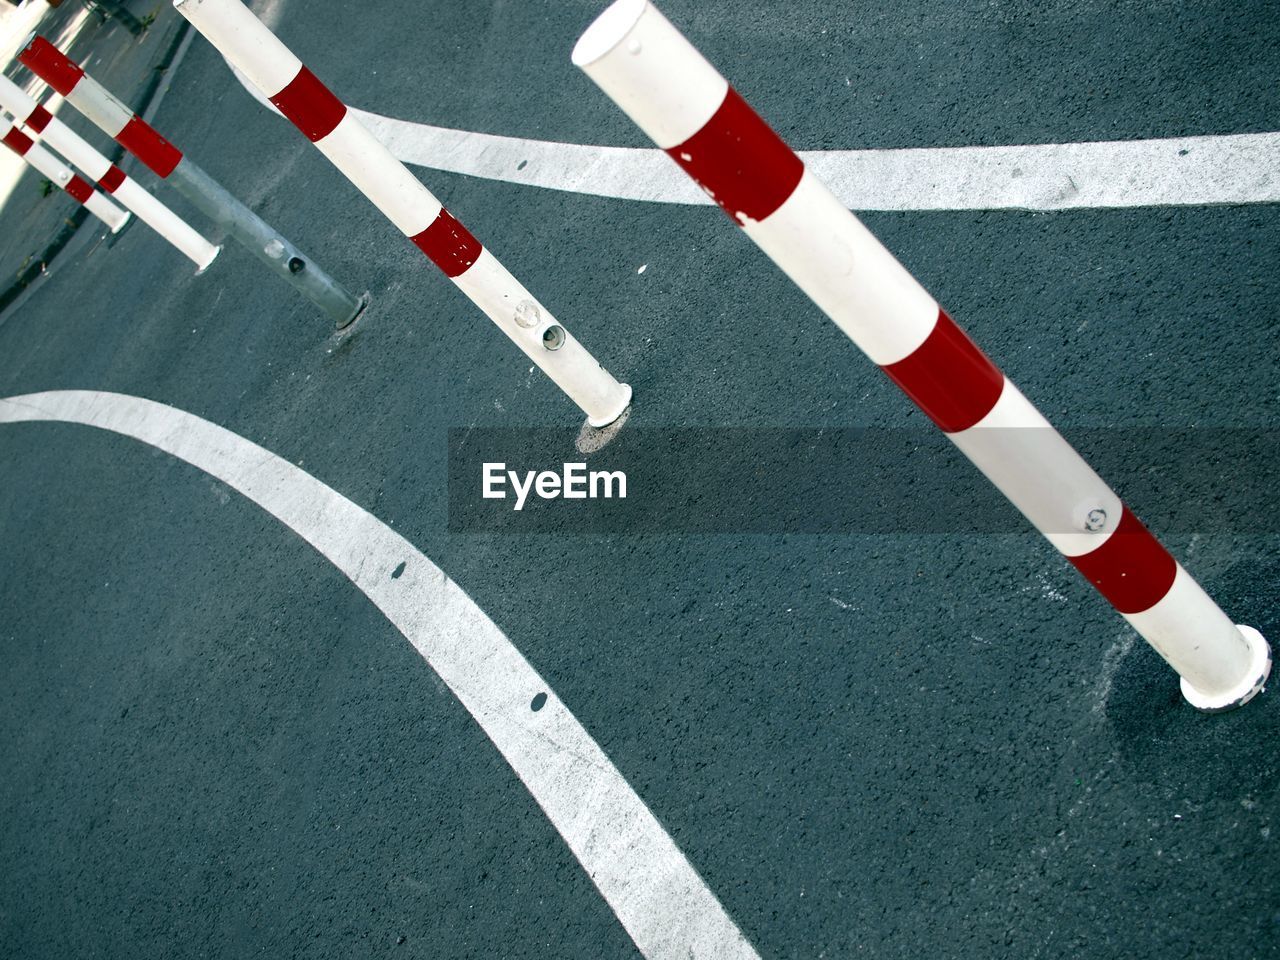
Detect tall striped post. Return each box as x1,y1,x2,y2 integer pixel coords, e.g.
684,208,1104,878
172,0,631,427
19,34,366,328
575,0,1270,711
1,114,131,232
0,74,219,272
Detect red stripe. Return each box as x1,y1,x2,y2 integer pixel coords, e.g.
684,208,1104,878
665,86,804,225
97,165,126,194
269,66,347,142
2,127,33,155
411,208,481,278
18,36,84,96
25,104,53,134
64,175,94,203
1068,506,1178,614
880,309,1005,433
115,116,182,178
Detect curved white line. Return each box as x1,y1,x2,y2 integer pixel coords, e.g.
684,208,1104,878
0,390,758,960
226,58,1280,210
351,108,1280,212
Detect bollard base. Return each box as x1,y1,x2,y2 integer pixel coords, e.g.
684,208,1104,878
586,383,633,429
1181,625,1272,712
335,291,371,331
105,213,136,247
194,245,223,277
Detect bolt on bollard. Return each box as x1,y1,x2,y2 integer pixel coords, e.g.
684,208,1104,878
172,0,631,427
574,0,1270,710
0,74,219,272
19,35,366,328
1,115,131,232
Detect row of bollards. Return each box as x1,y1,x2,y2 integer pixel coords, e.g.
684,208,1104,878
14,17,629,426
18,35,366,328
1,113,130,232
0,72,219,270
168,0,633,428
6,0,1269,715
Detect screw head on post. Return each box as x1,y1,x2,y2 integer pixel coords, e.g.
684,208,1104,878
1074,503,1109,533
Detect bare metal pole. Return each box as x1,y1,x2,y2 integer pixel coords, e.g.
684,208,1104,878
167,156,367,326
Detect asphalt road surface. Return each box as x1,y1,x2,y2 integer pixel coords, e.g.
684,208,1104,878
1,0,1278,957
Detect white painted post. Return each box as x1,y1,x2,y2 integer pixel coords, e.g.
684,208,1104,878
574,0,1271,710
0,74,219,272
1,115,130,232
172,0,631,426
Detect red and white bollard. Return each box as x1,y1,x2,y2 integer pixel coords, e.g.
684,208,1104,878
172,0,631,426
575,0,1270,710
1,115,130,232
17,35,186,180
0,74,219,272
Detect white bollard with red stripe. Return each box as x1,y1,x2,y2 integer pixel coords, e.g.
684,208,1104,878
2,115,130,232
0,74,219,272
575,0,1270,710
172,0,631,426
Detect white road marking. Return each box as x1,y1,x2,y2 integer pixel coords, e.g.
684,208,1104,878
0,390,758,960
351,107,1280,211
224,58,1280,211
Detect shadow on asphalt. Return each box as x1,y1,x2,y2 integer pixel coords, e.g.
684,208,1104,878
1108,558,1280,797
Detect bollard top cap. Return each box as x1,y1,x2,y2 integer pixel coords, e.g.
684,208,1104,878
572,0,648,67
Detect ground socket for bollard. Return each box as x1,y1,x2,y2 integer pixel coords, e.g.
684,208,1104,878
335,291,371,331
194,245,222,276
1180,625,1272,712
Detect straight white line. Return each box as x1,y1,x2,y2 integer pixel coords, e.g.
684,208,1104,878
0,390,758,960
350,107,1280,211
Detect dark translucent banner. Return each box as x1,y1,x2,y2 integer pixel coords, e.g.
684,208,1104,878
447,427,1278,534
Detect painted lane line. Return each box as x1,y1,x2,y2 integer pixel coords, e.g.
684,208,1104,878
350,107,1280,211
224,68,1280,211
0,390,758,960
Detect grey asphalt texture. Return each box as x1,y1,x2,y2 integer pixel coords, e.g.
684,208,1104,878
1,0,1278,957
